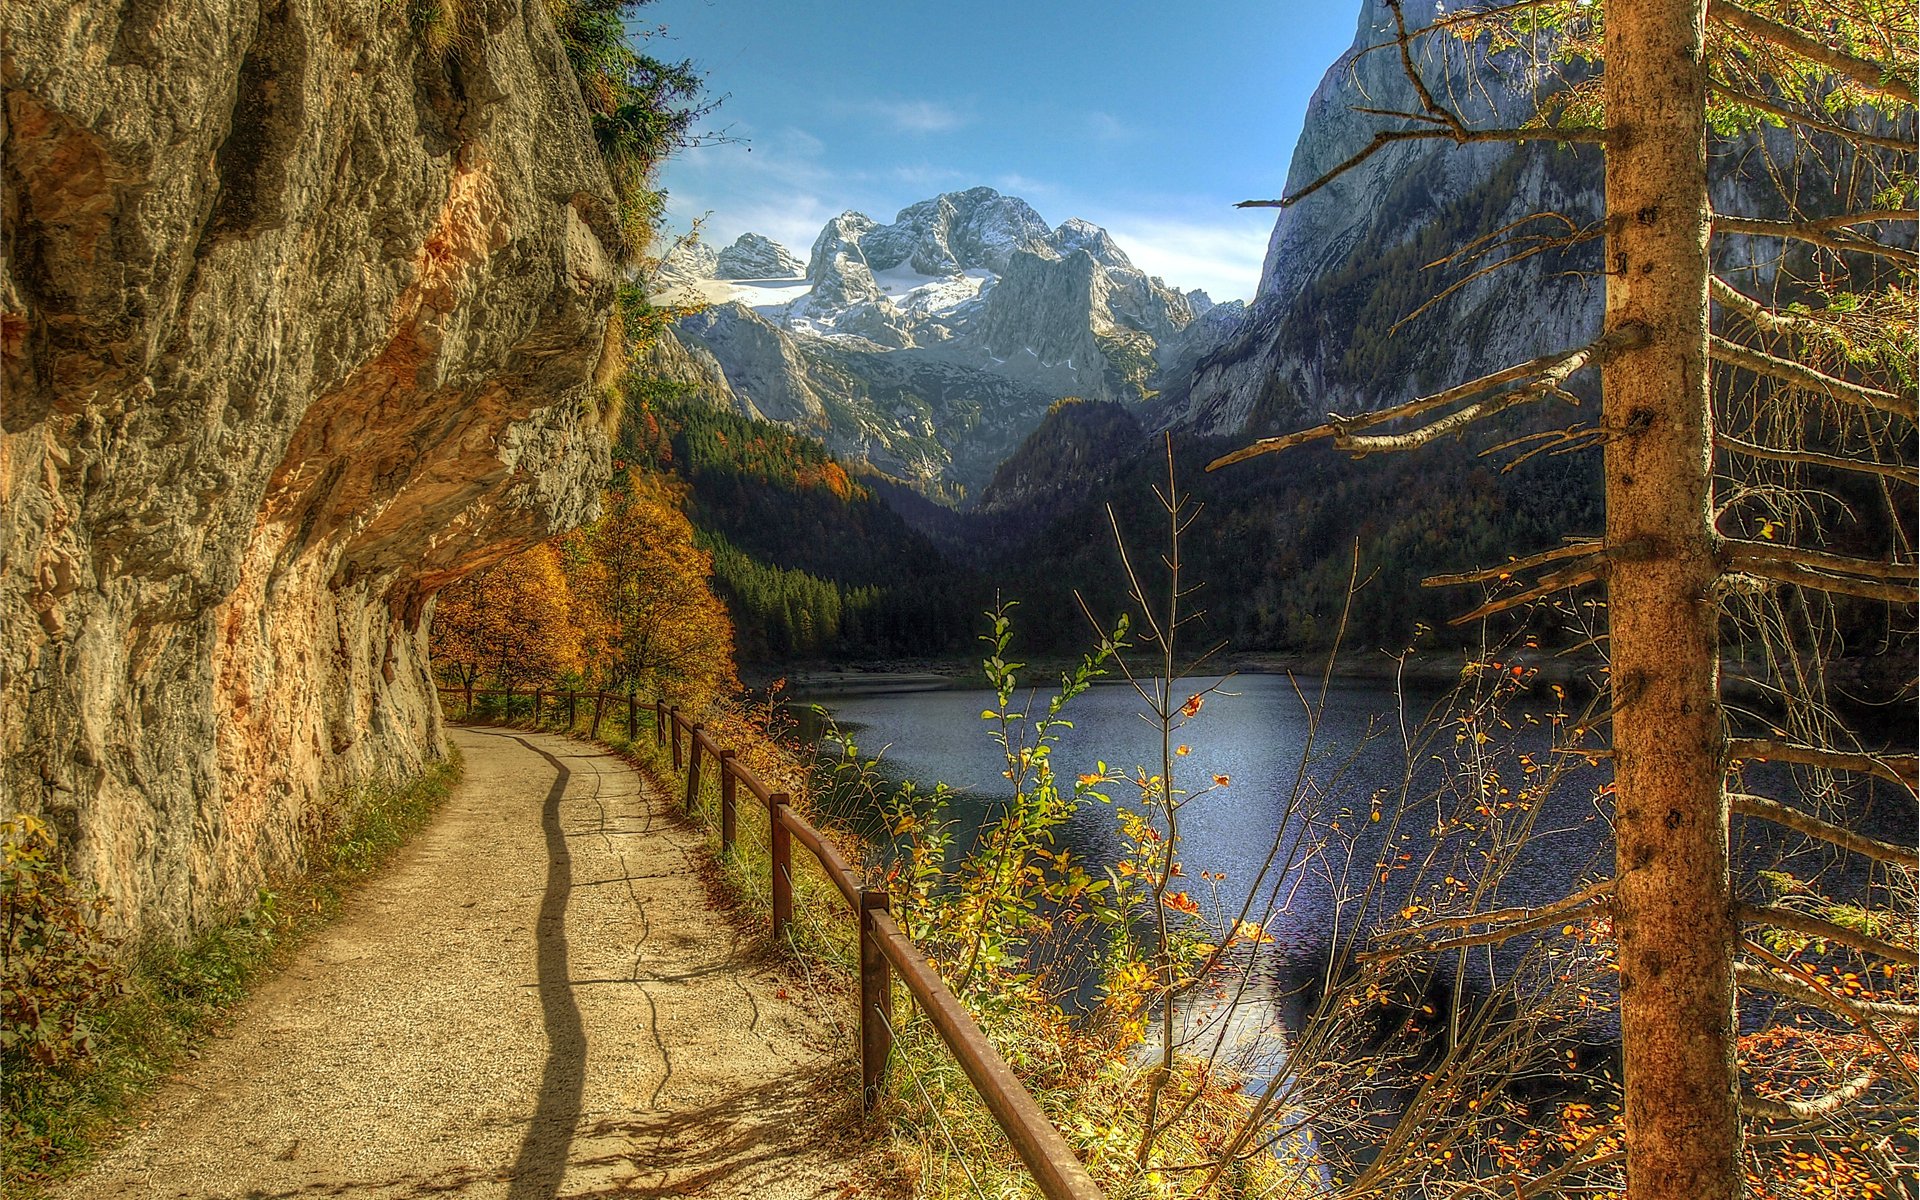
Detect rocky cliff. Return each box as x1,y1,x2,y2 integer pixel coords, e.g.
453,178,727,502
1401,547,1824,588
1,0,621,937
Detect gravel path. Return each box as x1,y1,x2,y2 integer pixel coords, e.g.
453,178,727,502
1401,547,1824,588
57,727,892,1200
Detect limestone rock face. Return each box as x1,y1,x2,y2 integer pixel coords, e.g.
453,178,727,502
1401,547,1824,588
0,0,619,936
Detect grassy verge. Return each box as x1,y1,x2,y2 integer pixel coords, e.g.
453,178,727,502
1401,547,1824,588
2,752,462,1195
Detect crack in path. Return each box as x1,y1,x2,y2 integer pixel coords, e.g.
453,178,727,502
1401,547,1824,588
55,727,898,1200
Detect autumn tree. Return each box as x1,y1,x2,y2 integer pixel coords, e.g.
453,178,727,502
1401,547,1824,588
429,542,582,703
1214,2,1915,1197
563,469,738,708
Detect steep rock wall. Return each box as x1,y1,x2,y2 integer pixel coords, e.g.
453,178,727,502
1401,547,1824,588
1,0,620,937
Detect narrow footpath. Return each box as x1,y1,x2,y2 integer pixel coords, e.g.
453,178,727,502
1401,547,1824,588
58,727,895,1200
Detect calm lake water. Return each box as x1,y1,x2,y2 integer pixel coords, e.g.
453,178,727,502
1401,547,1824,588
803,674,1615,995
800,672,1889,1046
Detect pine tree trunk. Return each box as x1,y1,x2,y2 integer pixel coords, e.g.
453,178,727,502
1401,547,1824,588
1602,2,1740,1196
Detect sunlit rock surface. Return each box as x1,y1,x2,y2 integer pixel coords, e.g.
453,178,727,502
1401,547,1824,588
1,0,619,936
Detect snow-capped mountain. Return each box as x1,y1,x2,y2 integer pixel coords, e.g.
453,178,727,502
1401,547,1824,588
715,232,805,280
652,187,1205,500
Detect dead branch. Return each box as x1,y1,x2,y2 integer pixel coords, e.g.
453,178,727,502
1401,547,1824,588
1208,329,1646,472
1723,539,1920,582
1731,793,1920,869
1708,0,1918,105
1340,390,1547,454
1741,1070,1881,1122
1708,83,1917,153
1735,960,1920,1023
1716,432,1915,483
1710,276,1834,340
1235,121,1610,211
1714,213,1920,262
1361,894,1611,961
1483,423,1607,471
1738,903,1919,966
1448,561,1609,626
1727,737,1918,791
1423,538,1603,588
1376,878,1615,941
1735,558,1920,605
1709,335,1917,421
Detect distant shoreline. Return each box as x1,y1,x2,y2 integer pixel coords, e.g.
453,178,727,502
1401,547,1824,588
768,647,1495,699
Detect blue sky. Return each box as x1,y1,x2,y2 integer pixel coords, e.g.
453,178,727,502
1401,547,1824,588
633,2,1365,301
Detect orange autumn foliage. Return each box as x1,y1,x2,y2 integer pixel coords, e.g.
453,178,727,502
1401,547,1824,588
430,542,582,693
562,470,738,709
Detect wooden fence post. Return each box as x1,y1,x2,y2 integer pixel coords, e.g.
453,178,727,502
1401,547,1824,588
591,691,606,739
654,698,666,747
860,889,894,1110
567,690,577,729
534,689,544,724
685,724,705,814
627,689,637,741
769,792,792,944
669,707,682,771
718,750,738,855
463,681,474,717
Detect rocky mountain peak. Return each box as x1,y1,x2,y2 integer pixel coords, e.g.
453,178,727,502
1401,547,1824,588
715,232,803,279
806,212,884,307
1049,217,1133,270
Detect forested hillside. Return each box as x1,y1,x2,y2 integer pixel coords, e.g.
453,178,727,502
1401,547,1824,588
620,384,981,661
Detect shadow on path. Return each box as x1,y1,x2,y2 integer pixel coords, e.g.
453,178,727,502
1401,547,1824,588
490,731,585,1200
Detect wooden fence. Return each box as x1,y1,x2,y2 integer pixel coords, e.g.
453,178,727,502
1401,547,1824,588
434,685,1103,1199
655,700,1105,1200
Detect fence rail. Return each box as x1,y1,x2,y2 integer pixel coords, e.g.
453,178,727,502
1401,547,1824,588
655,701,1104,1200
437,685,1104,1200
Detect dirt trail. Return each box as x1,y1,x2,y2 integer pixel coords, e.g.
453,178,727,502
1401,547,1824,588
57,727,890,1200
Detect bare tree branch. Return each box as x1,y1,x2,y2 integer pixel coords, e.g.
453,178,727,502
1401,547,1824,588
1716,432,1915,482
1376,878,1615,942
1711,276,1825,339
1362,891,1611,961
1741,1071,1881,1122
1730,793,1919,868
1727,738,1919,791
1235,122,1611,211
1449,561,1609,625
1423,538,1603,588
1739,903,1919,966
1735,960,1920,1023
1208,329,1646,471
1708,82,1918,152
1724,539,1920,582
1735,558,1920,605
1709,334,1917,421
1714,213,1920,262
1708,0,1918,105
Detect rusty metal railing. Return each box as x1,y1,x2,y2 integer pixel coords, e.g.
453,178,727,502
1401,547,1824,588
658,701,1104,1200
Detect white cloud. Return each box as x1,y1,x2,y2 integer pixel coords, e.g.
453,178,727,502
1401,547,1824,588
824,95,971,135
1089,211,1275,302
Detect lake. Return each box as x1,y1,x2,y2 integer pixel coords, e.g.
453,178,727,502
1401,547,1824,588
801,672,1622,1038
799,671,1888,1044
